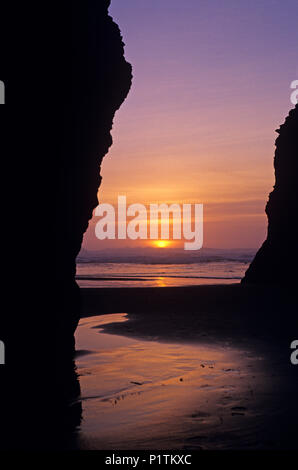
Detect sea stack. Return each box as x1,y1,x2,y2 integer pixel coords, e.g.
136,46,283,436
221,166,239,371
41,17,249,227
242,104,298,283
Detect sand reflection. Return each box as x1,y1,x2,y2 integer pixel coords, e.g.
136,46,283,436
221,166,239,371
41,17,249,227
74,313,283,450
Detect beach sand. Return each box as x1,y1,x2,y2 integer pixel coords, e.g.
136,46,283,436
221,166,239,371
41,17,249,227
75,284,298,450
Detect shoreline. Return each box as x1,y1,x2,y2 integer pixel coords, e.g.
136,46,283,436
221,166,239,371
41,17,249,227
77,284,298,450
80,283,297,348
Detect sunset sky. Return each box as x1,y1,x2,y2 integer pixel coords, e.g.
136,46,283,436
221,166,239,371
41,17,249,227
82,0,298,251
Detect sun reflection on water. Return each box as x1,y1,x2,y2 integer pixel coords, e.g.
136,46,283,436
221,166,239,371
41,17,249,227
74,314,275,450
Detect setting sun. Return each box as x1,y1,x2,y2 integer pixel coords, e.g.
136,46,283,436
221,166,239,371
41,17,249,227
154,240,170,248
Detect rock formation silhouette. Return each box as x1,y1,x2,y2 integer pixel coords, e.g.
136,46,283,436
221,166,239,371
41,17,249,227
55,1,132,441
55,0,132,350
242,104,298,284
0,1,131,449
54,0,132,442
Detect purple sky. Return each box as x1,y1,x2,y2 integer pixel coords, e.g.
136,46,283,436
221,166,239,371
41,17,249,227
82,0,298,251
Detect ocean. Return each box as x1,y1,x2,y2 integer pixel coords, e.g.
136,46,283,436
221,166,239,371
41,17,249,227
76,248,255,288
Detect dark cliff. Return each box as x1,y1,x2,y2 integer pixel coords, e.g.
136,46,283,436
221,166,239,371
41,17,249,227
55,0,132,348
242,104,298,284
54,0,132,437
0,1,131,448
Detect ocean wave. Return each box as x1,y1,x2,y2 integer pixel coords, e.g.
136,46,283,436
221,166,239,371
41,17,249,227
76,275,243,281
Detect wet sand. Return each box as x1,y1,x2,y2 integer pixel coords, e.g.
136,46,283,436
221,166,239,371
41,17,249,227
76,284,298,450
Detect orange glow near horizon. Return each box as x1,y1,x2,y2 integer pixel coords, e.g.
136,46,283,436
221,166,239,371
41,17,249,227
154,240,171,248
81,1,297,252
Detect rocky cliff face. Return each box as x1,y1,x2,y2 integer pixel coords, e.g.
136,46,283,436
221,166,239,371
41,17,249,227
0,1,132,449
54,0,132,436
55,1,132,349
242,104,298,283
